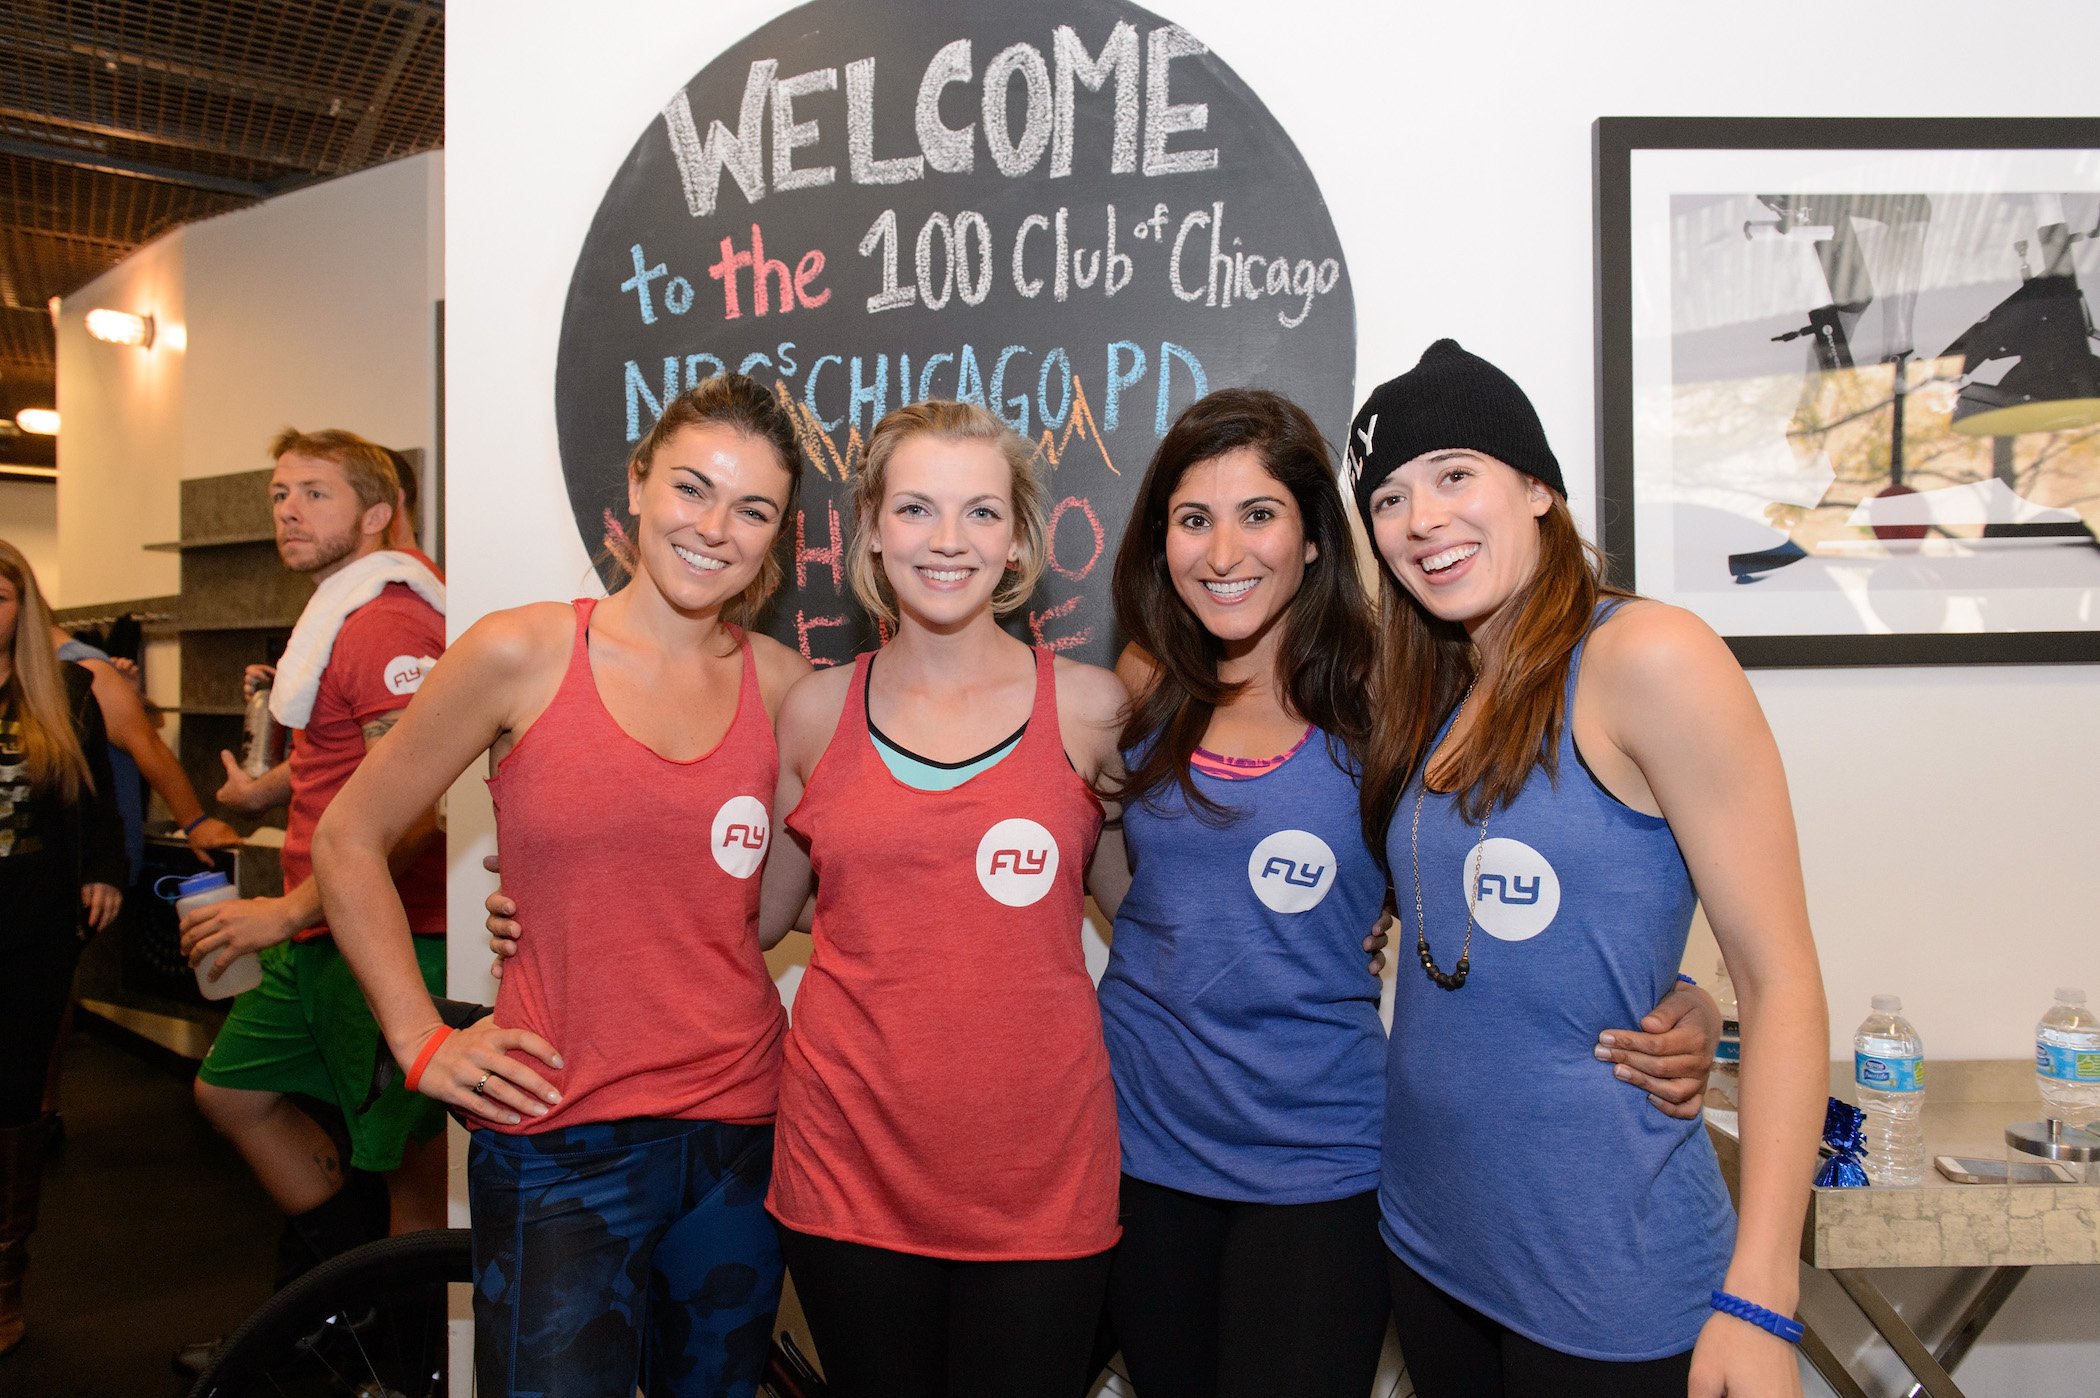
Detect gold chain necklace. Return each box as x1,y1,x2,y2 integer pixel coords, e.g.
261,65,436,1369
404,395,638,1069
1410,676,1488,991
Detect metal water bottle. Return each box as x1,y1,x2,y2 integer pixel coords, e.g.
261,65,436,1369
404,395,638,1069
241,683,278,777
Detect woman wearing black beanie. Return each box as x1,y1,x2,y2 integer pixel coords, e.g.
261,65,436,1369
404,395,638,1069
1352,340,1827,1398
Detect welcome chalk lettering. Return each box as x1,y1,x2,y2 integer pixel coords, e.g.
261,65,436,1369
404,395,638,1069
663,25,1215,218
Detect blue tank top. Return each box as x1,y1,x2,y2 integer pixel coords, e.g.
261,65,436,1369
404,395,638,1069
57,639,144,883
1379,605,1734,1361
1101,728,1387,1203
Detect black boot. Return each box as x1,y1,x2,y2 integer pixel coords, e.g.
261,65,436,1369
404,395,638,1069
173,1168,393,1376
276,1167,390,1290
0,1121,46,1358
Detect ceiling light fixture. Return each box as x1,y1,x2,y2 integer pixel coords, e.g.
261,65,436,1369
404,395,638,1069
15,408,60,435
85,308,155,348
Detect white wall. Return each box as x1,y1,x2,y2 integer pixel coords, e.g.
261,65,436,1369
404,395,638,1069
446,2,2099,1392
56,227,188,608
0,480,61,602
182,153,444,480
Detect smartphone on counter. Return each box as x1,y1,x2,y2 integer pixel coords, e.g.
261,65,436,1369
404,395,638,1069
1934,1154,2077,1184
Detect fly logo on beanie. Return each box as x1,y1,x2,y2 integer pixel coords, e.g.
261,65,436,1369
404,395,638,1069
1346,339,1566,530
1344,414,1379,495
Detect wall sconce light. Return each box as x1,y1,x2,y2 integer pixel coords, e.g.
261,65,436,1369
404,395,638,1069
15,408,61,435
85,308,155,348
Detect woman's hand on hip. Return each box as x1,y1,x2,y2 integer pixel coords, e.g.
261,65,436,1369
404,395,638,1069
410,1017,563,1125
1595,981,1720,1119
482,852,521,978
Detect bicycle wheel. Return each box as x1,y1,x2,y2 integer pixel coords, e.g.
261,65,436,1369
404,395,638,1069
189,1227,469,1398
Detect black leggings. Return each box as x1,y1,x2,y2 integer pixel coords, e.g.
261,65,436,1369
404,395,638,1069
1106,1175,1388,1398
0,867,84,1127
1386,1250,1693,1398
778,1227,1113,1398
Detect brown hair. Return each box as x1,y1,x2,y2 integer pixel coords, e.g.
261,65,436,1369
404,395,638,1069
0,539,92,803
612,373,804,629
268,427,402,518
847,401,1047,629
383,447,419,524
1108,389,1373,822
1360,495,1628,855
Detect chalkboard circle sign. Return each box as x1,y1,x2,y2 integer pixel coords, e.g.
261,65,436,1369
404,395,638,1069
554,0,1354,669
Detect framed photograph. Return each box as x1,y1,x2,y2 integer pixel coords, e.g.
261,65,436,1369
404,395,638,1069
1595,117,2100,666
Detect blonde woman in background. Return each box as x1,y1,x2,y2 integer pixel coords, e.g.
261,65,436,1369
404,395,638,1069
0,540,125,1357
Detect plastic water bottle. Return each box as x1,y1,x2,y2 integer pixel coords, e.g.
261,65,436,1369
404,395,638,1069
1708,960,1741,1111
157,871,263,1001
2035,988,2100,1124
1854,994,1926,1185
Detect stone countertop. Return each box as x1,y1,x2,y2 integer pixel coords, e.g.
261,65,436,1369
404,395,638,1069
1708,1059,2100,1269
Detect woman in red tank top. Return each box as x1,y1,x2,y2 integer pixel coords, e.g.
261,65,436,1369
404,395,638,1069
757,400,1129,1398
314,375,813,1398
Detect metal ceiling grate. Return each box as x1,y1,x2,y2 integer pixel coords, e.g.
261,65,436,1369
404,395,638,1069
0,0,444,462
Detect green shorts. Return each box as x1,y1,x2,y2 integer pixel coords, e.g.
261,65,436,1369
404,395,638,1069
197,935,447,1173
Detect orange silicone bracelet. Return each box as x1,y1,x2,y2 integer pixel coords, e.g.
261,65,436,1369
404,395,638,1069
402,1026,452,1094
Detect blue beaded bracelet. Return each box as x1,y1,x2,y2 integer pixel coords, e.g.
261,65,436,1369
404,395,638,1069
1676,972,1697,986
1710,1290,1804,1344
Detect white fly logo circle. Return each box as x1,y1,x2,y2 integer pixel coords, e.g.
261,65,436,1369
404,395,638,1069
384,654,433,696
1247,829,1337,913
1463,837,1561,942
976,818,1059,907
711,795,769,878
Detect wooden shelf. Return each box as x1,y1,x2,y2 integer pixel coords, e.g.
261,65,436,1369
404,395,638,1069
144,531,277,553
173,472,305,813
175,619,304,635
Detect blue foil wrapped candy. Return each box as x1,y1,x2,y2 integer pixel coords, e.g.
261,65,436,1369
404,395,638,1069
1815,1097,1871,1188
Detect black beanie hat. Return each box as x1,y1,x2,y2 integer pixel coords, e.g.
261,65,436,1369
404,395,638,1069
1346,339,1566,527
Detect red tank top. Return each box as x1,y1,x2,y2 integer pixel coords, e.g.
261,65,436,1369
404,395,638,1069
481,598,785,1132
770,647,1118,1259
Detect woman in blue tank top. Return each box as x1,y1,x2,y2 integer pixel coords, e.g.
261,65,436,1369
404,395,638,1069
1349,342,1828,1398
1094,389,1730,1398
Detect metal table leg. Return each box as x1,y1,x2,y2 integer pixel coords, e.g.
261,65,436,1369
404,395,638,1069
1901,1267,2029,1398
1830,1269,1968,1398
1798,1321,1872,1398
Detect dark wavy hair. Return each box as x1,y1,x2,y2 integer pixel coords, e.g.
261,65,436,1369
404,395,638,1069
1107,388,1373,822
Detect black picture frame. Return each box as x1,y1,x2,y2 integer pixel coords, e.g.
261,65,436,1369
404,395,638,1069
1594,116,2100,667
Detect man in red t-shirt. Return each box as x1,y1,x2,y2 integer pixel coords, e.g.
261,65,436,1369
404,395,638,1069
178,429,448,1310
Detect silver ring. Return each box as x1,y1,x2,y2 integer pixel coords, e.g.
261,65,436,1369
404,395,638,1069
472,1073,490,1097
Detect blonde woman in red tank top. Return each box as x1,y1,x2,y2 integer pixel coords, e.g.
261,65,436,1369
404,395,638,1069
314,375,813,1398
757,401,1130,1398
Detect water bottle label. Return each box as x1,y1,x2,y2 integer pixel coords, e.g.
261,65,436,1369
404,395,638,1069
2036,1043,2100,1083
1855,1053,1922,1092
1715,1039,1741,1065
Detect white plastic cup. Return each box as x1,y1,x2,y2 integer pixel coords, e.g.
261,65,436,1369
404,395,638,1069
158,871,262,1000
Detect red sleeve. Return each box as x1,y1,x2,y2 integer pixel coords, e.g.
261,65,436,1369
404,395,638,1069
331,590,447,726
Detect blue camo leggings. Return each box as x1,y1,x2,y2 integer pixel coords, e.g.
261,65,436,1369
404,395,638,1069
468,1117,783,1398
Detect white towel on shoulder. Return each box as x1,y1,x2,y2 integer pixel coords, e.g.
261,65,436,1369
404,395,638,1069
270,550,446,730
